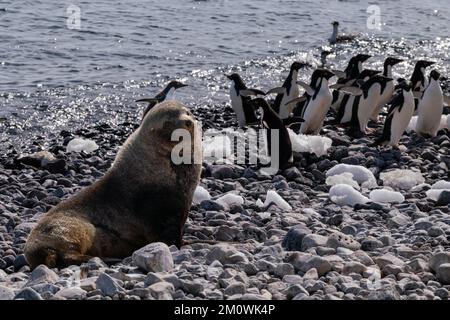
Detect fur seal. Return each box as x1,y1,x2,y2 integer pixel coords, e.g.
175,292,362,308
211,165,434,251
24,100,202,269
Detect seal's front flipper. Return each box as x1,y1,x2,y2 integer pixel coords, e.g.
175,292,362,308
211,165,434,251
62,253,94,267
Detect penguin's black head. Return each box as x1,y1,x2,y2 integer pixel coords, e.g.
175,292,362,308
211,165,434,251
355,54,372,63
167,80,188,90
331,21,339,26
416,60,436,69
315,69,335,80
226,73,243,82
291,61,308,71
430,70,440,81
250,97,270,110
385,57,404,67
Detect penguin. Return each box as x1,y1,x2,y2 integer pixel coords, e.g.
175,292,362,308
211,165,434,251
136,80,187,120
331,54,372,111
251,98,303,170
226,73,265,127
266,61,308,119
329,21,358,45
334,75,392,134
410,60,436,112
373,81,415,147
370,57,404,121
321,50,332,68
293,69,335,135
415,70,444,137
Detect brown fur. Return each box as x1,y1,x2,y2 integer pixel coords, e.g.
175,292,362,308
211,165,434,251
24,101,202,269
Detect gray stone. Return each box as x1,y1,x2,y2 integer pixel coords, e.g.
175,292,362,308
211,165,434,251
26,264,59,286
148,282,175,300
132,242,174,272
430,252,450,272
361,237,384,251
54,287,87,300
436,263,450,285
326,233,360,251
224,282,246,296
343,262,366,275
436,190,450,206
375,253,405,269
301,234,328,251
0,285,15,300
275,263,295,277
299,256,332,276
286,284,309,299
282,227,311,251
14,288,43,300
206,244,239,264
95,273,124,297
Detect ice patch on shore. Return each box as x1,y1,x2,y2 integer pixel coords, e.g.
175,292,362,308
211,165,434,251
257,190,292,211
192,186,211,205
66,138,99,153
326,164,377,189
329,184,370,206
326,172,360,190
426,180,450,200
369,189,405,203
380,169,424,190
288,129,332,157
216,193,244,209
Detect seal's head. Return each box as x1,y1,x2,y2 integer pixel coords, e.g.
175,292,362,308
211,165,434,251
138,100,201,158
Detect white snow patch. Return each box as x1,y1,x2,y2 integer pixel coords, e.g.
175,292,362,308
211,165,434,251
431,180,450,190
192,186,211,205
325,172,360,190
216,193,244,209
426,180,450,200
329,184,370,206
66,138,99,153
260,190,292,211
380,169,425,190
369,189,405,203
288,129,332,156
326,164,377,189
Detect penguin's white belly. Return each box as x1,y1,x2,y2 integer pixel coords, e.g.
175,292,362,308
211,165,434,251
390,96,414,145
416,87,444,136
230,89,246,127
279,85,299,119
358,92,381,131
372,81,394,120
301,91,332,134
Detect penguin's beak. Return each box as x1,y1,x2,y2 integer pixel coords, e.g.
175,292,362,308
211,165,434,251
425,61,436,67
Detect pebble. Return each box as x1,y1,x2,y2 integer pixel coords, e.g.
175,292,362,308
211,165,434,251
132,242,174,273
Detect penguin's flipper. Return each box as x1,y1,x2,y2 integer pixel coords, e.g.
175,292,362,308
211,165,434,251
136,98,159,104
332,69,346,79
284,96,307,106
283,117,305,127
443,95,450,106
266,87,286,95
296,81,315,96
240,89,265,97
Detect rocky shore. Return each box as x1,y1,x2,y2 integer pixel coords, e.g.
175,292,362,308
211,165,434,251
1,103,450,300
